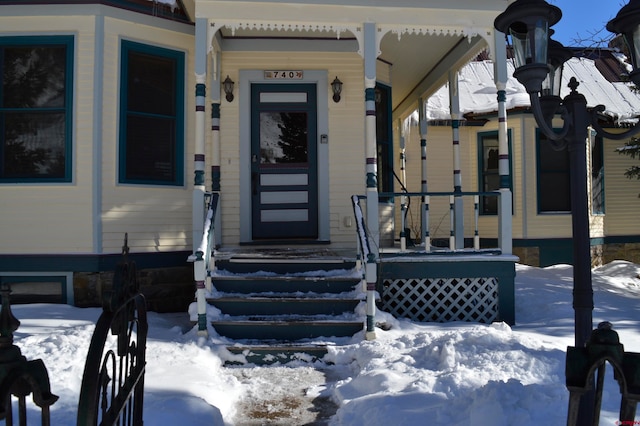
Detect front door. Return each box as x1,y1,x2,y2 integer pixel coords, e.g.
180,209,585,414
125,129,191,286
250,83,318,240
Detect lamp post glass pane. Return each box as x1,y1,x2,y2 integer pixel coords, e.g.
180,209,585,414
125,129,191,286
631,23,640,69
542,66,562,97
509,19,549,68
533,19,549,65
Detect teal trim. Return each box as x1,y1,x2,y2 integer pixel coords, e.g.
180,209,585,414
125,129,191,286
365,87,376,102
497,90,506,103
118,40,185,186
0,35,74,183
477,130,513,215
0,251,191,273
195,83,206,97
211,103,220,119
194,169,205,186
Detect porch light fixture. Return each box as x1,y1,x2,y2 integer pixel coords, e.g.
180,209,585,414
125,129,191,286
331,76,343,102
223,75,234,102
495,0,640,423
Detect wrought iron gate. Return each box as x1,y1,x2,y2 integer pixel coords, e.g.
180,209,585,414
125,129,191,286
77,234,148,426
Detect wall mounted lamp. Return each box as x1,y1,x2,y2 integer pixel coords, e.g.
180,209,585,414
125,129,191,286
331,76,343,102
223,75,234,102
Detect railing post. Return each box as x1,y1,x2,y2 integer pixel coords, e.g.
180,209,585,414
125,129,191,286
423,195,430,251
194,252,208,336
498,189,512,255
449,195,455,250
474,195,480,250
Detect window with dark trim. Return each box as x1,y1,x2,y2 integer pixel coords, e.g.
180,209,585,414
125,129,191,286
591,131,605,214
119,41,184,185
375,83,393,198
478,130,512,215
537,129,571,213
0,36,74,182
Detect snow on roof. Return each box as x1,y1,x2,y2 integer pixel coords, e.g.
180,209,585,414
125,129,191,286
427,56,640,125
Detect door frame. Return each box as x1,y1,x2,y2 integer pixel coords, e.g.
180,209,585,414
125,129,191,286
239,70,330,243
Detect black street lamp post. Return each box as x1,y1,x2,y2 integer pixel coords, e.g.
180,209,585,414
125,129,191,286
495,0,640,423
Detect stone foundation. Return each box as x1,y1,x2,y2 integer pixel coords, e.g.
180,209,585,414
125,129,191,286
74,266,193,312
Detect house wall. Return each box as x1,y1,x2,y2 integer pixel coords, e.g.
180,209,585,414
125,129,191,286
0,11,97,254
0,6,196,256
217,51,365,248
0,5,196,311
99,15,195,254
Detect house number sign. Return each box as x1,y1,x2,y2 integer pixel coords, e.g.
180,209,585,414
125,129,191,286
264,70,303,80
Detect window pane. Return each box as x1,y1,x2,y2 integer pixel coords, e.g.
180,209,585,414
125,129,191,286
2,112,65,178
591,135,605,214
259,111,308,164
3,46,66,108
128,51,176,116
539,172,571,211
538,133,571,212
480,135,500,214
125,115,176,181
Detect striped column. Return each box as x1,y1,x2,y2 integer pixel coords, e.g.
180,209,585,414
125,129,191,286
211,50,222,247
193,17,208,335
399,118,407,251
363,22,378,341
449,71,464,249
494,31,512,255
419,99,430,250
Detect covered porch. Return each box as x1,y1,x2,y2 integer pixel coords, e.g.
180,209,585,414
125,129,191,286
189,0,518,339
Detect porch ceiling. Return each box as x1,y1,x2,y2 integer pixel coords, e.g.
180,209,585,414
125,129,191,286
198,0,508,117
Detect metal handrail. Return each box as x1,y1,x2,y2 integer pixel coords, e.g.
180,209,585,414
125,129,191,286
191,193,219,336
351,195,377,340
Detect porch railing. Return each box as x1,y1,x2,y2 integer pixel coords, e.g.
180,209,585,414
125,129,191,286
351,195,377,340
376,190,512,254
189,193,220,336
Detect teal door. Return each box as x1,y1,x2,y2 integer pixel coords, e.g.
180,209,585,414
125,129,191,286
250,83,318,240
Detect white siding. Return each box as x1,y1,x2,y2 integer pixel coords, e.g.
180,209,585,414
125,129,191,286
0,14,96,254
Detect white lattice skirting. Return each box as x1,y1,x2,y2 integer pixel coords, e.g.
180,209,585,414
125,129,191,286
380,277,499,323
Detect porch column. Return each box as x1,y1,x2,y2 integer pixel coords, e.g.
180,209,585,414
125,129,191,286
398,118,407,251
493,31,513,255
418,98,430,250
193,17,208,252
193,17,209,336
211,49,222,247
449,71,464,250
363,22,378,341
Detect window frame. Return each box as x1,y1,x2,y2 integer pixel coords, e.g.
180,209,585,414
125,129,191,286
118,40,185,186
0,35,74,183
590,130,605,215
477,130,513,215
536,128,572,214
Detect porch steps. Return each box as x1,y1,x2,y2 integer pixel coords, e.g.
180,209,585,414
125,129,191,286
207,250,363,365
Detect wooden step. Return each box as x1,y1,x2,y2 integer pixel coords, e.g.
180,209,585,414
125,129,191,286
211,275,361,294
209,296,361,316
225,344,330,365
211,319,363,341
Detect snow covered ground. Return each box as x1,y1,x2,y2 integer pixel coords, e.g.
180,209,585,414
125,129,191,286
9,260,640,425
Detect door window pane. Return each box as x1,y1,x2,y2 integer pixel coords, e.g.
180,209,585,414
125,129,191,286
259,111,308,164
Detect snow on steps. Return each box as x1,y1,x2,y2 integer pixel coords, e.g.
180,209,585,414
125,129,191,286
207,250,364,365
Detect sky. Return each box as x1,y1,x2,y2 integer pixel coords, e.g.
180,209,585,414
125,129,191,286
8,260,640,425
548,0,628,47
